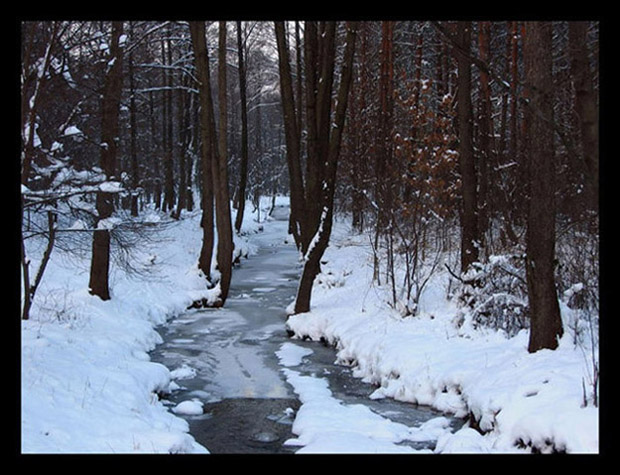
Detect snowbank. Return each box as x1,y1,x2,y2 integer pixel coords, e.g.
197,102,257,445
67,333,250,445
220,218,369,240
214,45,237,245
285,220,599,454
276,342,453,453
21,199,270,453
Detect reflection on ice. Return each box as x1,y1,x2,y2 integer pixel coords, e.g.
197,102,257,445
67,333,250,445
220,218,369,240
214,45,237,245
151,219,300,403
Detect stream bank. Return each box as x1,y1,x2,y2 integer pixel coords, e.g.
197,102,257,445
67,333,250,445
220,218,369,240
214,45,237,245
151,210,461,453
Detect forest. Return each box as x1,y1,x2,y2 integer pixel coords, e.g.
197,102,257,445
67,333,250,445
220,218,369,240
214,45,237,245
20,20,600,454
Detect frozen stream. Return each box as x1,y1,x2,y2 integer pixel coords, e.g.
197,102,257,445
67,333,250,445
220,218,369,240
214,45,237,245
151,207,461,453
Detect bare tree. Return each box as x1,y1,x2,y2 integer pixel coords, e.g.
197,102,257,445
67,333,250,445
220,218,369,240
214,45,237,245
276,21,359,314
189,21,215,282
88,21,124,301
455,21,479,276
162,25,175,213
274,21,306,251
234,21,250,234
568,21,599,211
128,21,140,217
523,21,563,352
213,21,234,304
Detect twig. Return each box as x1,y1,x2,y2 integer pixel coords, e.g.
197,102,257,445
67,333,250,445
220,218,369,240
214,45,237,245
444,262,464,283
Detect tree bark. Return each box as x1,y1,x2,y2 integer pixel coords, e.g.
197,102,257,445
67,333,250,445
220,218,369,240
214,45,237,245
89,21,124,301
21,22,59,186
456,21,479,275
234,21,249,234
568,21,599,211
149,90,162,210
294,21,358,314
164,30,176,213
375,21,395,284
173,74,190,220
477,21,492,251
22,210,56,320
213,20,234,304
128,21,139,217
189,21,215,282
523,21,563,352
274,21,306,250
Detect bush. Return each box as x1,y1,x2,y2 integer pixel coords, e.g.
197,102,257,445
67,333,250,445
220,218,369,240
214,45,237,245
455,254,530,337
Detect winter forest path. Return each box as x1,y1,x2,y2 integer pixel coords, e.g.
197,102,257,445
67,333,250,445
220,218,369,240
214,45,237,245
151,207,459,453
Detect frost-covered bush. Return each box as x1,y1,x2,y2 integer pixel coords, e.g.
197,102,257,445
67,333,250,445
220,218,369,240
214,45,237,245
316,268,351,289
455,254,529,337
555,222,599,407
555,223,599,343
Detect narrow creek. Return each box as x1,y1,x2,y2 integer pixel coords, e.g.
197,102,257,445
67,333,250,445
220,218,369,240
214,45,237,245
150,208,461,454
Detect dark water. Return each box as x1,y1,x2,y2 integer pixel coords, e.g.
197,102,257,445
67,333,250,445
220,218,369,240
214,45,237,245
151,211,460,454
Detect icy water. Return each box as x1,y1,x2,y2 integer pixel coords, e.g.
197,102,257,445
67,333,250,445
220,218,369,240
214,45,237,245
151,208,461,454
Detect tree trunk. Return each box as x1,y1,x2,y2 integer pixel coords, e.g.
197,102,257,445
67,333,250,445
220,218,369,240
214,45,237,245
189,21,215,282
295,21,303,138
89,21,124,301
293,21,358,314
568,21,599,211
22,209,57,320
213,21,234,304
21,22,59,186
372,21,395,283
234,21,249,234
173,74,189,220
305,21,337,252
163,30,175,213
274,21,306,251
21,205,32,320
523,21,563,352
128,22,139,217
456,21,479,275
149,90,162,210
477,21,492,252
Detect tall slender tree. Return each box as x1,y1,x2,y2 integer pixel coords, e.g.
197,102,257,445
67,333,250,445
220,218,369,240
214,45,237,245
476,20,492,250
455,21,479,275
162,26,175,213
568,21,599,211
274,21,306,251
88,21,124,300
189,21,215,282
213,21,234,304
523,21,563,352
128,21,140,217
234,21,250,234
276,21,358,314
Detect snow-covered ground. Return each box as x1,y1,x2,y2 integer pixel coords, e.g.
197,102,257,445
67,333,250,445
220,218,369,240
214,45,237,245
21,197,599,454
21,198,274,453
284,219,599,454
275,342,453,453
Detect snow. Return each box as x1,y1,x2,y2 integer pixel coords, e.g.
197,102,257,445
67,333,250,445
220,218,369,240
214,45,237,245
98,181,123,193
276,342,313,367
172,399,204,416
21,199,265,454
169,363,197,380
285,219,599,454
277,344,453,453
21,197,599,454
63,125,82,137
96,216,122,230
282,368,434,453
